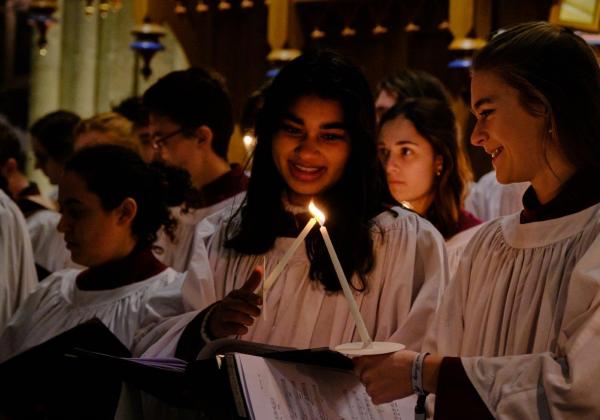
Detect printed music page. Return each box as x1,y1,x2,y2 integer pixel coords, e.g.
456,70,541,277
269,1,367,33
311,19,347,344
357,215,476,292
232,353,416,420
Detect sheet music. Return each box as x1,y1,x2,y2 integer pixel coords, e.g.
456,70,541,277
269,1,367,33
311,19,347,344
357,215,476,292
233,353,416,420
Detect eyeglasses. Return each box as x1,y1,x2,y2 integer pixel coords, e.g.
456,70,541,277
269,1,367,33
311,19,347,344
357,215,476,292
151,128,183,149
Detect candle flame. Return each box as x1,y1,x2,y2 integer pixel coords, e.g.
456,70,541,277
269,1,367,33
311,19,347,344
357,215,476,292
242,133,256,152
308,201,326,225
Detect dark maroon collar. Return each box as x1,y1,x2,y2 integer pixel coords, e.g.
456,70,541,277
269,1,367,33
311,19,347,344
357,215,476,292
76,247,167,291
520,170,600,224
455,209,482,235
16,182,46,217
186,164,249,209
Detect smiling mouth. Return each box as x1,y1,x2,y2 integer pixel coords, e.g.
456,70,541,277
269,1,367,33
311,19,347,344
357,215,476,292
490,147,503,159
288,162,325,181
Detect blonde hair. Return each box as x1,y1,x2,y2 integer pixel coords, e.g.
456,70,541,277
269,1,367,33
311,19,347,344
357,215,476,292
74,112,140,155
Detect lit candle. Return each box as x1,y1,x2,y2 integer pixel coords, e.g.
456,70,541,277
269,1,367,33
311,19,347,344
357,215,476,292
242,132,256,155
261,209,317,294
309,203,373,348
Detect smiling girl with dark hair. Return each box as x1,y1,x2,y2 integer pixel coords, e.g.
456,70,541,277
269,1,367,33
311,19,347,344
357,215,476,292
136,51,447,360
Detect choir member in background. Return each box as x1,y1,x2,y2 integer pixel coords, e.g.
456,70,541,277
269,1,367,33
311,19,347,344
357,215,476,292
142,68,249,273
0,119,72,278
30,110,81,200
377,98,481,276
113,96,155,163
73,112,139,154
0,189,37,332
464,168,530,221
374,69,451,124
135,50,448,360
354,21,600,419
0,145,186,361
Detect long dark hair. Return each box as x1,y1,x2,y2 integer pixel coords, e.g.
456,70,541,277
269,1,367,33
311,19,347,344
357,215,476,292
473,21,600,173
225,50,385,292
64,145,177,250
380,98,473,238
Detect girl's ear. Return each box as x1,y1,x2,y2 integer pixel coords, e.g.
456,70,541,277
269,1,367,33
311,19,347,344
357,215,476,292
116,197,138,226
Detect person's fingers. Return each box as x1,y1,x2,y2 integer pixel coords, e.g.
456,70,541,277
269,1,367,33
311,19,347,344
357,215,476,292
221,299,261,317
239,266,264,294
219,308,256,326
227,289,262,306
353,354,385,380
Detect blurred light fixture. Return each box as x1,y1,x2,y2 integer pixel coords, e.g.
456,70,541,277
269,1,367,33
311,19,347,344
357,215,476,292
130,18,166,79
405,22,420,32
28,0,58,56
310,27,326,39
195,0,209,12
84,0,95,15
98,0,110,18
341,26,356,37
218,0,232,10
372,24,388,35
174,0,187,15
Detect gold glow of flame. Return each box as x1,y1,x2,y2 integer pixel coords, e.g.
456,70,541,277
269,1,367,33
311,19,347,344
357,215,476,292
242,134,256,148
308,201,325,225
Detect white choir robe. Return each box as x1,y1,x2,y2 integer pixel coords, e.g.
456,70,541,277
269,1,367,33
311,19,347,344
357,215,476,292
445,224,483,278
0,267,186,362
26,209,78,275
0,190,37,332
154,193,245,272
424,203,600,418
465,170,529,221
135,206,449,357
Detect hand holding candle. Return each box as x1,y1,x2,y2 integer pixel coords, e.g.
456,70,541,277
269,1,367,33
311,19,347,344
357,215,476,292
208,266,263,338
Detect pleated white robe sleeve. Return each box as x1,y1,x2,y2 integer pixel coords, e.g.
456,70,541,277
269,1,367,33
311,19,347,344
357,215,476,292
154,193,245,273
0,268,186,362
135,206,449,357
0,190,37,332
445,224,483,278
425,203,600,419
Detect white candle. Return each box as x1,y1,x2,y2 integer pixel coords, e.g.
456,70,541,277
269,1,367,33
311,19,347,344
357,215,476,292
261,217,317,294
319,225,373,347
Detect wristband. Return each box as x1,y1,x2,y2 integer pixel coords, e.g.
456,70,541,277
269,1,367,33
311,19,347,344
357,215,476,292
200,304,219,343
411,352,431,396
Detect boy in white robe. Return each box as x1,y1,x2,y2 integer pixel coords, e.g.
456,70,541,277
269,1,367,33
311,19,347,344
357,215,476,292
0,190,37,332
354,22,600,419
143,68,249,272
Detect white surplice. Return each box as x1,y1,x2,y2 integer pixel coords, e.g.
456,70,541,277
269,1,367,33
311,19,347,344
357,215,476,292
445,224,483,278
26,209,77,275
135,206,448,357
0,267,185,362
0,190,37,332
425,203,600,418
465,171,529,221
154,193,245,272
